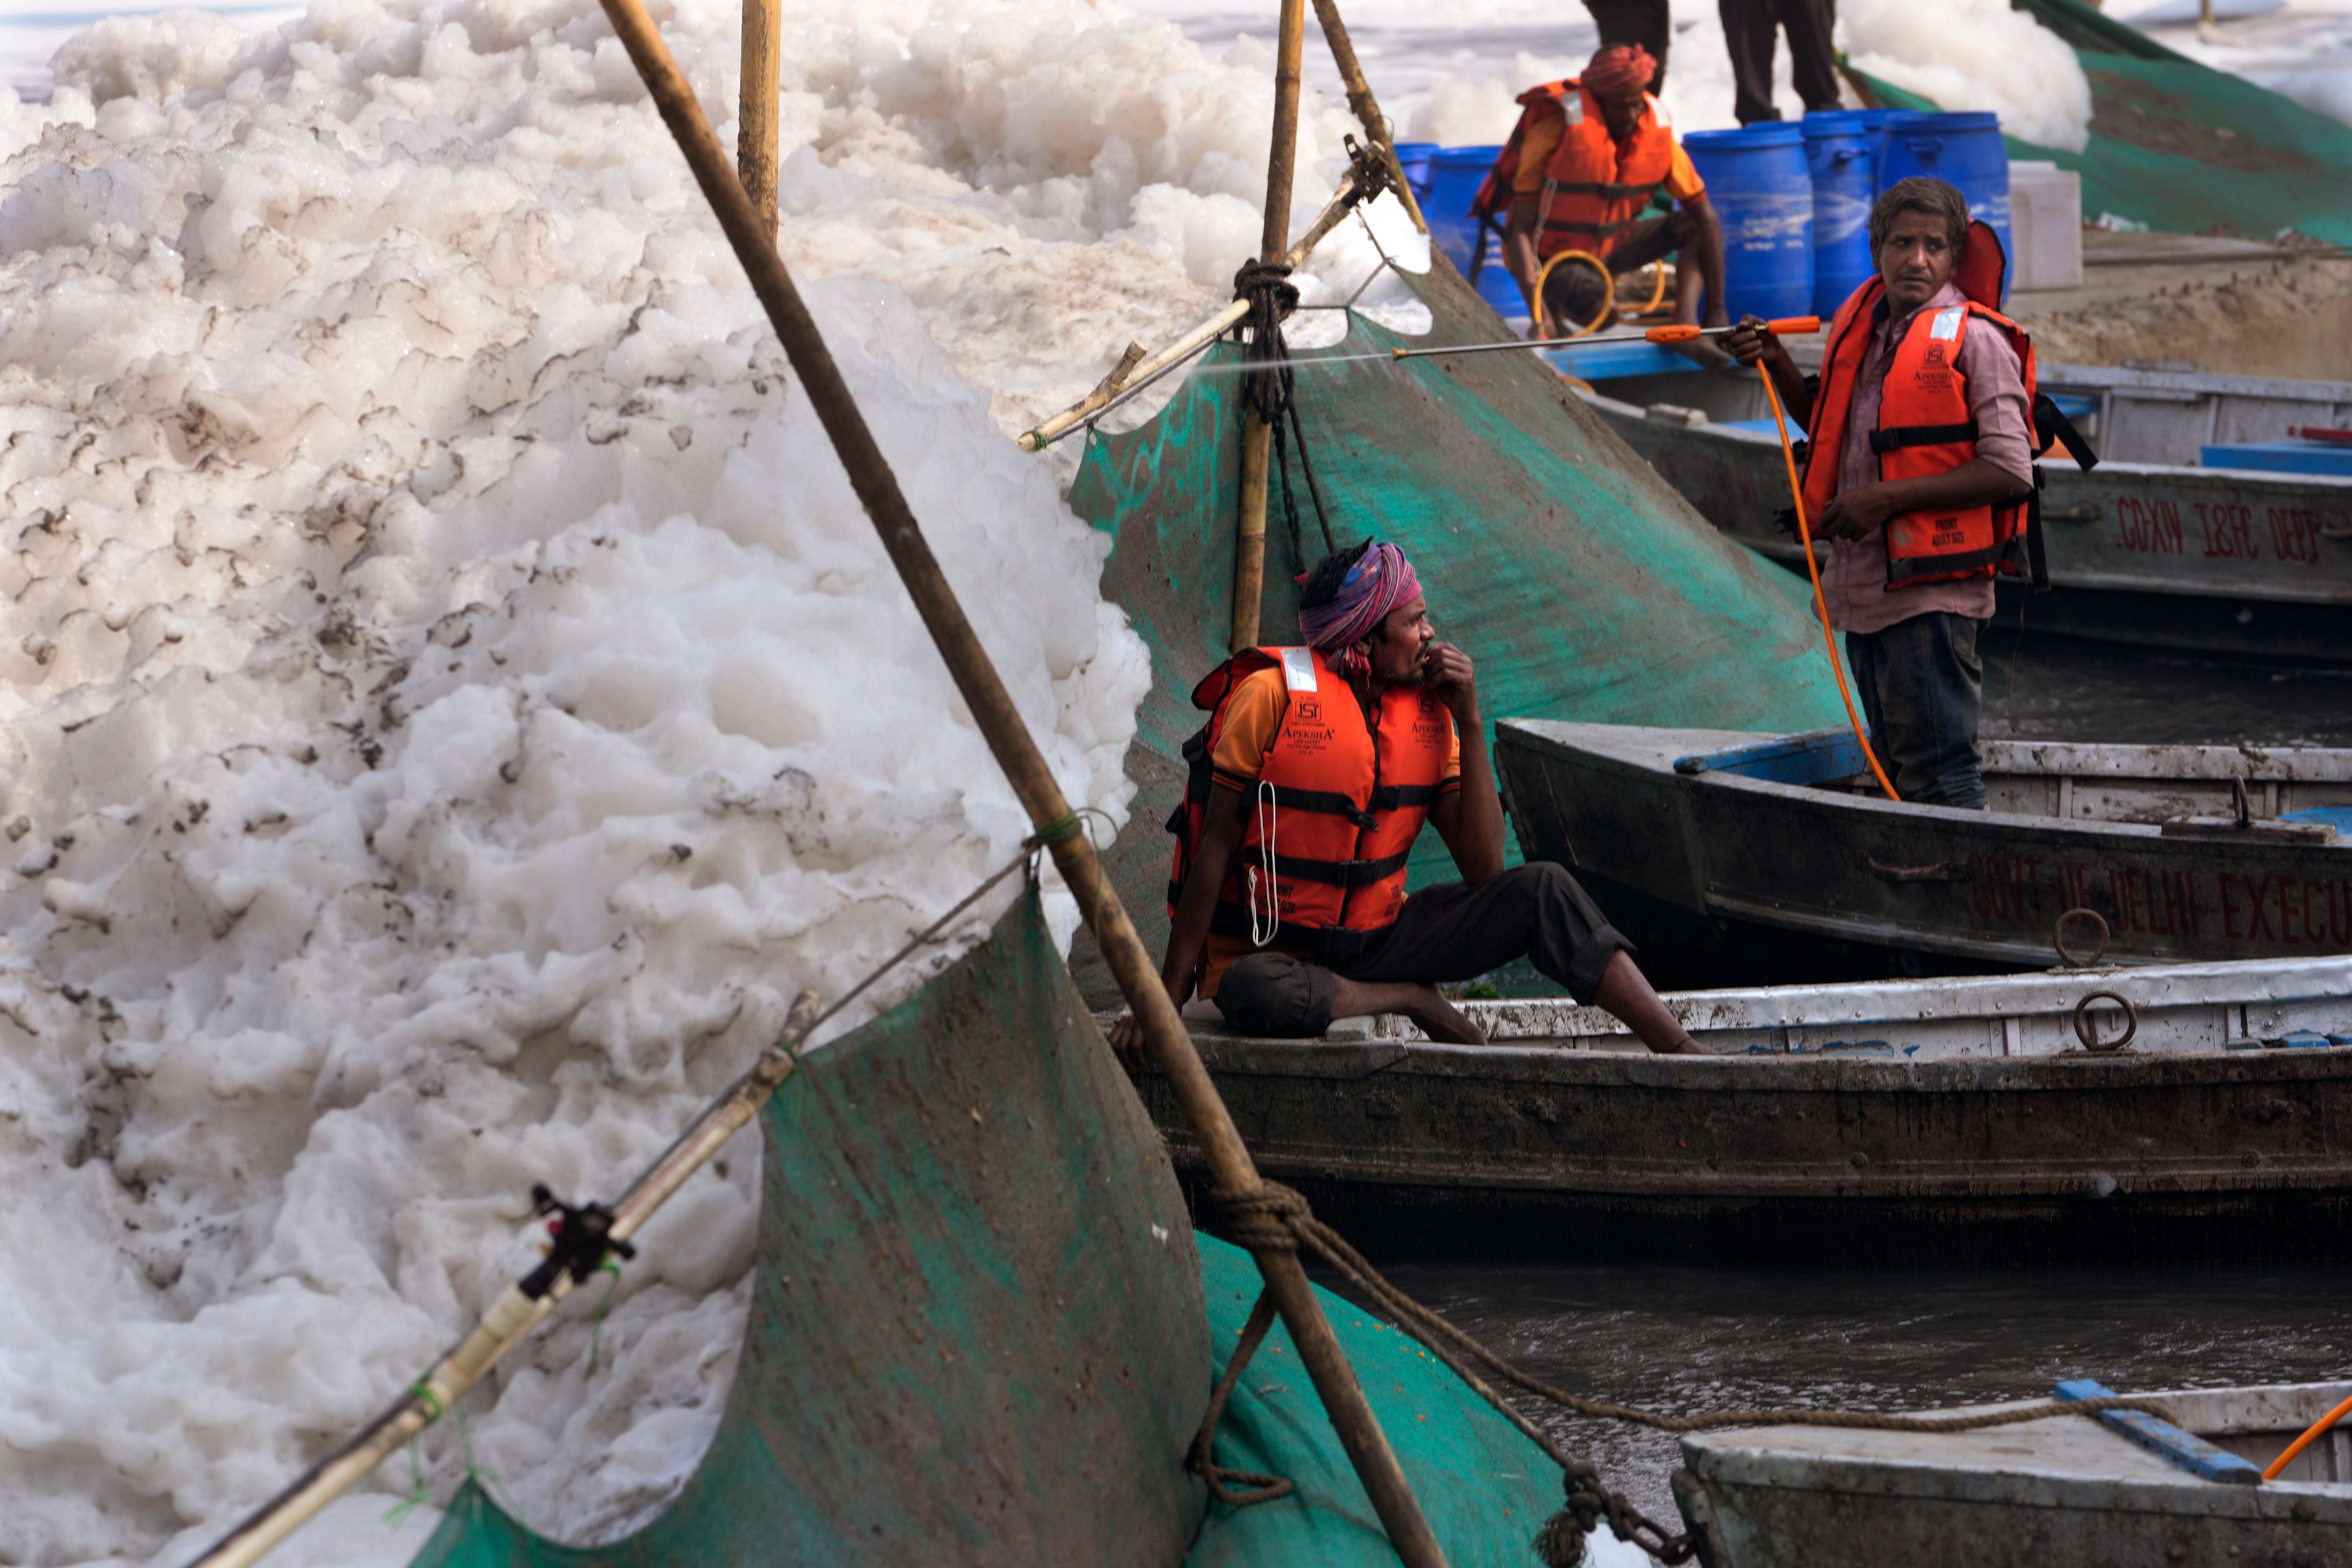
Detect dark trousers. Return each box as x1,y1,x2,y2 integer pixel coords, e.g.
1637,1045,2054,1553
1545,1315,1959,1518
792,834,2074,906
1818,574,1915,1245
1721,0,1841,124
1214,863,1631,1038
1845,611,1988,810
1581,0,1673,91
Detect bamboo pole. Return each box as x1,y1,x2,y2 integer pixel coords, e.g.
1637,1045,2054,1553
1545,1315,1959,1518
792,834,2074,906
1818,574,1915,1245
1015,171,1365,453
1232,0,1310,654
738,0,781,230
587,5,1448,1564
183,992,826,1568
1309,0,1425,234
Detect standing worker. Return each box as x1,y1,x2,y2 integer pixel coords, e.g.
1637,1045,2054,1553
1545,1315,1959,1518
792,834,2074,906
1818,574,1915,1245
1107,540,1699,1055
1721,0,1841,124
1726,177,2038,809
1474,44,1729,339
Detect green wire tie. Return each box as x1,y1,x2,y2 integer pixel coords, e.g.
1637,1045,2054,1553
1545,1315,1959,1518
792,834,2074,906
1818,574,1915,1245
585,1255,626,1378
382,1385,445,1528
456,1398,529,1526
1030,813,1084,846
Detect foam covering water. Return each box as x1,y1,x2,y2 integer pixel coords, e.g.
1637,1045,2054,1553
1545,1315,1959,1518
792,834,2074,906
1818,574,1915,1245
0,1,1438,1562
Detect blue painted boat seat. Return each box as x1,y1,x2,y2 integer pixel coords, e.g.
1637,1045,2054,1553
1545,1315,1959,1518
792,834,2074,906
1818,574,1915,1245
2199,439,2352,476
1675,726,1867,785
2282,805,2352,834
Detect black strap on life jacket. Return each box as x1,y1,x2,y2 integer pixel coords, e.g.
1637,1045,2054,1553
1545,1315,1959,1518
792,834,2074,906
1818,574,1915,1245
1870,420,1978,453
1204,901,1393,959
2032,391,2098,473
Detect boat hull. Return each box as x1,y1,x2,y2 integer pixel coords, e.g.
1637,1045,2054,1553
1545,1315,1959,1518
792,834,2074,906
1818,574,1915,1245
1494,719,2352,984
1684,1382,2352,1568
1587,396,2352,664
1135,1032,2352,1263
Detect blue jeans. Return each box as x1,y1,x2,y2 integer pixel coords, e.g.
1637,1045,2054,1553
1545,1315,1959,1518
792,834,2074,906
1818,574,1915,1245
1844,612,1988,810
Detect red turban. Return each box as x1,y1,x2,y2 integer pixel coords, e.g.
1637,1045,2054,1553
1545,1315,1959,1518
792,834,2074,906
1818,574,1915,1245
1583,43,1655,104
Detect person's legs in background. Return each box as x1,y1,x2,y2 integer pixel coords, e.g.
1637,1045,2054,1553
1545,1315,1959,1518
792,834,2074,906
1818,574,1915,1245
1719,0,1783,124
1844,612,1989,809
1777,0,1842,113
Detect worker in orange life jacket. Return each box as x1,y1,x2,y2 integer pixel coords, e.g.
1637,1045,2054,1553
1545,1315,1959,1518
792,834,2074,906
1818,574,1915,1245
1476,43,1727,341
1106,541,1698,1057
1727,177,2041,809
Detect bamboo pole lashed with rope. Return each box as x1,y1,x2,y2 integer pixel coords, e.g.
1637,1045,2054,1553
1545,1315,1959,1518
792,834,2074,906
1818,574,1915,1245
1231,0,1310,655
587,4,1452,1564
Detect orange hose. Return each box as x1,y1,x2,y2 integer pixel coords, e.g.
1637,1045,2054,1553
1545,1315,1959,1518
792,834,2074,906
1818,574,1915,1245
1758,369,1900,802
2263,1393,2352,1480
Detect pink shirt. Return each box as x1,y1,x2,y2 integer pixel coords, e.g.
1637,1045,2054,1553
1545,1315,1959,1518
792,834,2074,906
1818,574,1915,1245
1818,281,2034,635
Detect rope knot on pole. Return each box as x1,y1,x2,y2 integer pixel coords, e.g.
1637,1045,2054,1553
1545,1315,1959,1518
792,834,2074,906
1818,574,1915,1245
1208,1178,1310,1252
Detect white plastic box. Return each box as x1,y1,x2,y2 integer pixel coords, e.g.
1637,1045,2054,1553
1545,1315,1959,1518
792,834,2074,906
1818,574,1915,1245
2008,160,2084,291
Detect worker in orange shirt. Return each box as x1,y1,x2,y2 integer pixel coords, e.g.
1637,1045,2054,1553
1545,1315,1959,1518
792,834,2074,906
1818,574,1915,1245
1474,43,1727,339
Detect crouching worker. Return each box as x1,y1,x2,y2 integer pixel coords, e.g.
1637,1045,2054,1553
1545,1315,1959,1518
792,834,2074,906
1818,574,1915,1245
1473,43,1728,340
1107,540,1698,1057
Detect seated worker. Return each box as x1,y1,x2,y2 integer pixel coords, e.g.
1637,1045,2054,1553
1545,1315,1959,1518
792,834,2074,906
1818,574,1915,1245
1107,541,1698,1055
1472,43,1728,340
1726,177,2043,810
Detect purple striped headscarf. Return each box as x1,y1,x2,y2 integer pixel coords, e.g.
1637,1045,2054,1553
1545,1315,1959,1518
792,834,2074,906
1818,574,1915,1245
1297,541,1421,678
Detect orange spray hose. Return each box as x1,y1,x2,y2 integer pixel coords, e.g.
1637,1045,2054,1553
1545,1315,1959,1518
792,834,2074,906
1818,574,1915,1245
2263,1393,2352,1481
1653,317,1901,803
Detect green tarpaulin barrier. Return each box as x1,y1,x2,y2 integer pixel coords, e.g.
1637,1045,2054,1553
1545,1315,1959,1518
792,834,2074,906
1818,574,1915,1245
1067,255,1846,970
404,889,1208,1568
395,891,1572,1566
1859,0,2352,246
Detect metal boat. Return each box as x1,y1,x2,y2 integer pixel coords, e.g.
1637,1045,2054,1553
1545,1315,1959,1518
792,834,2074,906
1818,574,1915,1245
1492,718,2352,986
1128,954,2352,1261
1678,1378,2352,1568
1566,342,2352,662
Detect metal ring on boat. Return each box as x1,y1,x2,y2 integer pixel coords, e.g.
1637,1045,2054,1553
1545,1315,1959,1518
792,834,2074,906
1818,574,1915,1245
2054,907,2111,967
2074,990,2138,1054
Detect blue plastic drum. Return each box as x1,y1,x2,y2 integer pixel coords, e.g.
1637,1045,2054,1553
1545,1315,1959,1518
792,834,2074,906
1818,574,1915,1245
1422,145,1525,317
1391,140,1438,209
1801,110,1879,317
1681,124,1815,323
1877,111,2011,300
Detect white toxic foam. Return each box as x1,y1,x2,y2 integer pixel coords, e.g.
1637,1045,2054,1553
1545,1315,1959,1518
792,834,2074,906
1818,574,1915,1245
0,1,1433,1563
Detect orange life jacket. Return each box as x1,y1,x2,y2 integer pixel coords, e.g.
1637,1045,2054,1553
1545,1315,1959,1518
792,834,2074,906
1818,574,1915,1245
1471,80,1679,262
1801,220,2048,589
1166,646,1453,959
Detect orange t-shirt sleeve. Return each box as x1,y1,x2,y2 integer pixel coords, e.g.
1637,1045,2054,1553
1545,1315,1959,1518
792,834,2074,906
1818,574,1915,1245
1208,666,1288,790
1512,111,1567,196
1664,140,1705,205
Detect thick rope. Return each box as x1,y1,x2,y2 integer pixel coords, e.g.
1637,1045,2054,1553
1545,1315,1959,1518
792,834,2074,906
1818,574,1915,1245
1186,1291,1297,1507
1207,1181,2185,1565
1232,258,1336,568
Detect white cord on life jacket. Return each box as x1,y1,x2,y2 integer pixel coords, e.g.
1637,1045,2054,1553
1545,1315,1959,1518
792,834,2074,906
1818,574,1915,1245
1247,778,1281,948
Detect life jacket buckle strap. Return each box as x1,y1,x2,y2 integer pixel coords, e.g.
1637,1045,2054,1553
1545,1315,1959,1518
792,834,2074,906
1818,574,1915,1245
1869,420,1978,454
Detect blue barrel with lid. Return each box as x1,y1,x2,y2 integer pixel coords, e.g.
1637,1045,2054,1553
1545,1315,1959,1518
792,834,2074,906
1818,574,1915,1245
1423,144,1525,318
1391,140,1438,208
1801,110,1879,317
1877,111,2011,300
1681,123,1815,323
